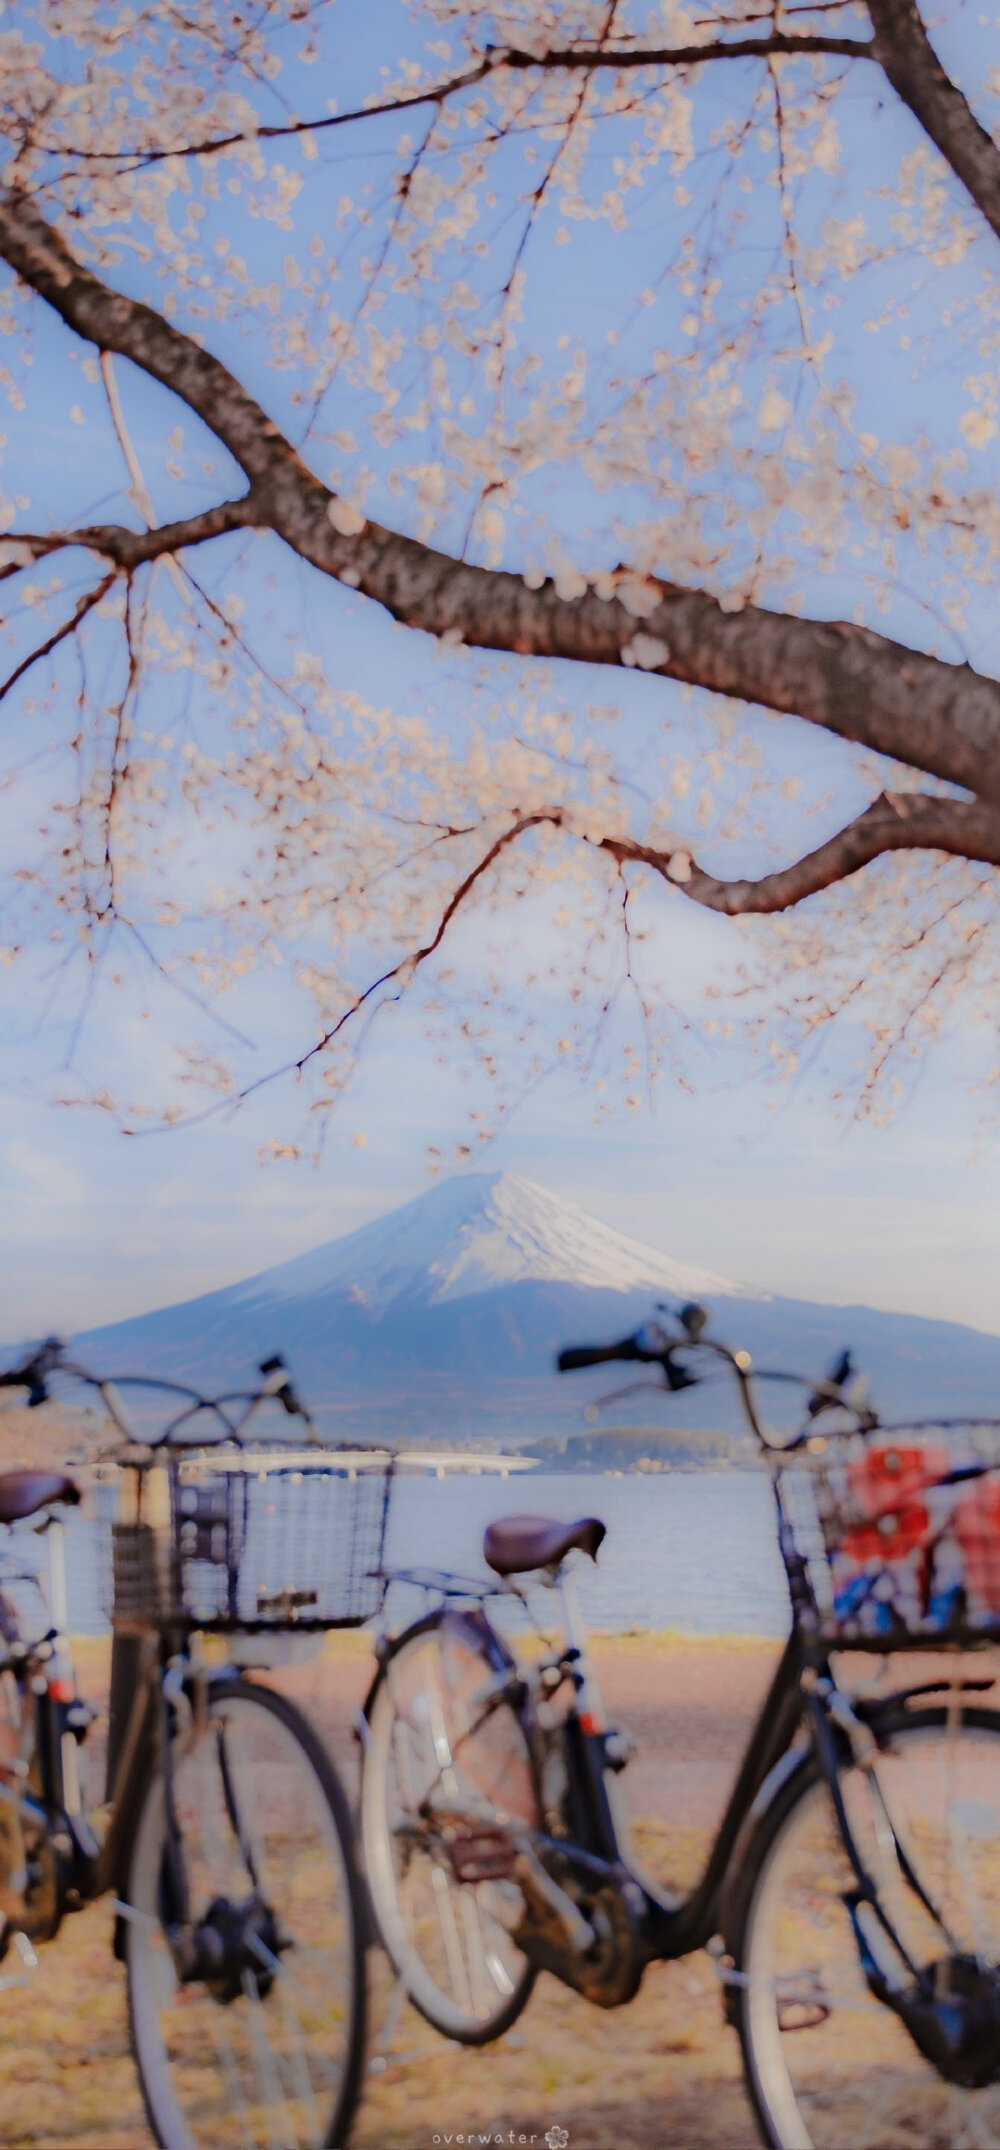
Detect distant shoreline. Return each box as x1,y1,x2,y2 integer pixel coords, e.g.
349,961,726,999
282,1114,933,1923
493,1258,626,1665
521,1420,761,1474
523,1456,761,1475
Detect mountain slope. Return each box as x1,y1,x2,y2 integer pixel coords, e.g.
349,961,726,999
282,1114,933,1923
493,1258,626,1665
70,1171,1000,1445
227,1171,745,1312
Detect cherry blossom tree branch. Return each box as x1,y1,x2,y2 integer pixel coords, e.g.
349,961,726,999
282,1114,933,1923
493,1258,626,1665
597,792,1000,912
3,190,1000,810
4,500,257,573
0,573,115,705
55,5,995,306
502,31,873,68
40,55,500,168
869,0,1000,242
37,33,873,168
162,811,556,1126
154,791,1000,1129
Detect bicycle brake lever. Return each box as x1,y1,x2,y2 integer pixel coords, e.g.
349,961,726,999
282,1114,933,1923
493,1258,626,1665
663,1353,701,1395
584,1377,673,1417
259,1354,302,1415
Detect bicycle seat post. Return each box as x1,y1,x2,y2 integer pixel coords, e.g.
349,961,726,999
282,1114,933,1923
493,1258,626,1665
38,1512,81,1816
557,1562,605,1736
43,1514,68,1639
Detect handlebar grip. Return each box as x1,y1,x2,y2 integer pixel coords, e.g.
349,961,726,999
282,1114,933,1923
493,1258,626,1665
557,1340,641,1372
0,1364,48,1405
0,1338,63,1407
259,1354,308,1419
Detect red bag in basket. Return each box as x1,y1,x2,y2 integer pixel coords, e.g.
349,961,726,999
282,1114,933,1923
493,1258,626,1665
954,1481,1000,1613
841,1444,948,1564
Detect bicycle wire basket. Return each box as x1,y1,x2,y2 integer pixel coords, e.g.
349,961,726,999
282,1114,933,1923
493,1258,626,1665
777,1419,1000,1648
101,1445,394,1633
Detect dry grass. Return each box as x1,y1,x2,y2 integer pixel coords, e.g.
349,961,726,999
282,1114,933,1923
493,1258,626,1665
0,1889,753,2150
0,1402,114,1473
0,1633,780,2150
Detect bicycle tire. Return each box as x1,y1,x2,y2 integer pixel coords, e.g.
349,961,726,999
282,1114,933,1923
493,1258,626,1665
361,1611,538,2045
123,1673,367,2150
728,1699,1000,2150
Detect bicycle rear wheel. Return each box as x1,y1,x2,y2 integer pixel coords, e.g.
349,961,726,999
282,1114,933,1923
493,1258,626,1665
730,1701,1000,2149
123,1674,366,2150
361,1613,538,2044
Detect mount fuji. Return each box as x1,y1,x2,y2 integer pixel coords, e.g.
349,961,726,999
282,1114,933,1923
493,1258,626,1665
228,1171,746,1316
74,1171,1000,1445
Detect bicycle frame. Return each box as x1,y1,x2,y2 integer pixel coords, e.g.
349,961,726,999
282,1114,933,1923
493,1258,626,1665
363,1304,1000,2134
0,1336,374,2150
6,1561,199,1944
0,1344,331,1918
369,1545,992,2016
561,1617,810,1963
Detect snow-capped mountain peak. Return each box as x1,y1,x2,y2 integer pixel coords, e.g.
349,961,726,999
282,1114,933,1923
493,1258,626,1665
75,1170,1000,1443
237,1170,746,1315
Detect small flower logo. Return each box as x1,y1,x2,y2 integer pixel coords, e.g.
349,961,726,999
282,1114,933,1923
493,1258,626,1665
544,2131,569,2150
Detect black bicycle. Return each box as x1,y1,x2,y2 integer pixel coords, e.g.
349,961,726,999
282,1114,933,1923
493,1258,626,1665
360,1302,1000,2149
0,1339,392,2150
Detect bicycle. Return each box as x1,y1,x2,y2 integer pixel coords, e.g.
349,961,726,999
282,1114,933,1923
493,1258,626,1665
0,1337,392,2150
359,1300,1000,2149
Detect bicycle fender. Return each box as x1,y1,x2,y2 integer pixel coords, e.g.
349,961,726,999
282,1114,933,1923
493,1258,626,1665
358,1605,519,1731
858,1674,996,1714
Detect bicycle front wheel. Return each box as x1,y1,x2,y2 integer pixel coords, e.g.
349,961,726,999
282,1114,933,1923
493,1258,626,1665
361,1613,538,2044
730,1701,1000,2150
123,1674,366,2150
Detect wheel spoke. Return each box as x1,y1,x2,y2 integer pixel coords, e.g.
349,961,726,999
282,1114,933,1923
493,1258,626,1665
126,1682,360,2150
203,1989,255,2143
738,1711,1000,2149
474,1887,517,1997
950,2087,1000,2150
459,1886,495,2018
274,1970,321,2140
362,1621,537,2043
240,1969,288,2150
219,1718,270,1897
430,1858,475,2012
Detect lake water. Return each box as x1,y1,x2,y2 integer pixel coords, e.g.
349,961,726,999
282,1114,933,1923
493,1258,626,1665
3,1471,791,1640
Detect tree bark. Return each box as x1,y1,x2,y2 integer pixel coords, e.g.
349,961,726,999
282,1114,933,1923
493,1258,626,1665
869,0,1000,242
3,189,1000,814
600,791,1000,914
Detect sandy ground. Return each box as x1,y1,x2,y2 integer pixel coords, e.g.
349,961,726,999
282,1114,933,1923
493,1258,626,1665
0,1401,106,1473
11,1627,991,2150
0,1630,791,2150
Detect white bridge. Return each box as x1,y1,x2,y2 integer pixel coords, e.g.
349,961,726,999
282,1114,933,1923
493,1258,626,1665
88,1447,539,1484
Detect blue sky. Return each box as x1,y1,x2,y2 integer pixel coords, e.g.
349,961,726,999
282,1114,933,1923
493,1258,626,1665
4,925,998,1339
1,2,999,1343
1,548,995,1343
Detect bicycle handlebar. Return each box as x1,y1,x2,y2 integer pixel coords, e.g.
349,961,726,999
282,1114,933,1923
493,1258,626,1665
556,1307,877,1453
557,1340,646,1372
0,1341,320,1449
0,1337,65,1408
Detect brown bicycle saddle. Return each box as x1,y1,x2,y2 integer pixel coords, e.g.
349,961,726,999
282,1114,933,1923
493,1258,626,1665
483,1514,606,1578
0,1472,80,1525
